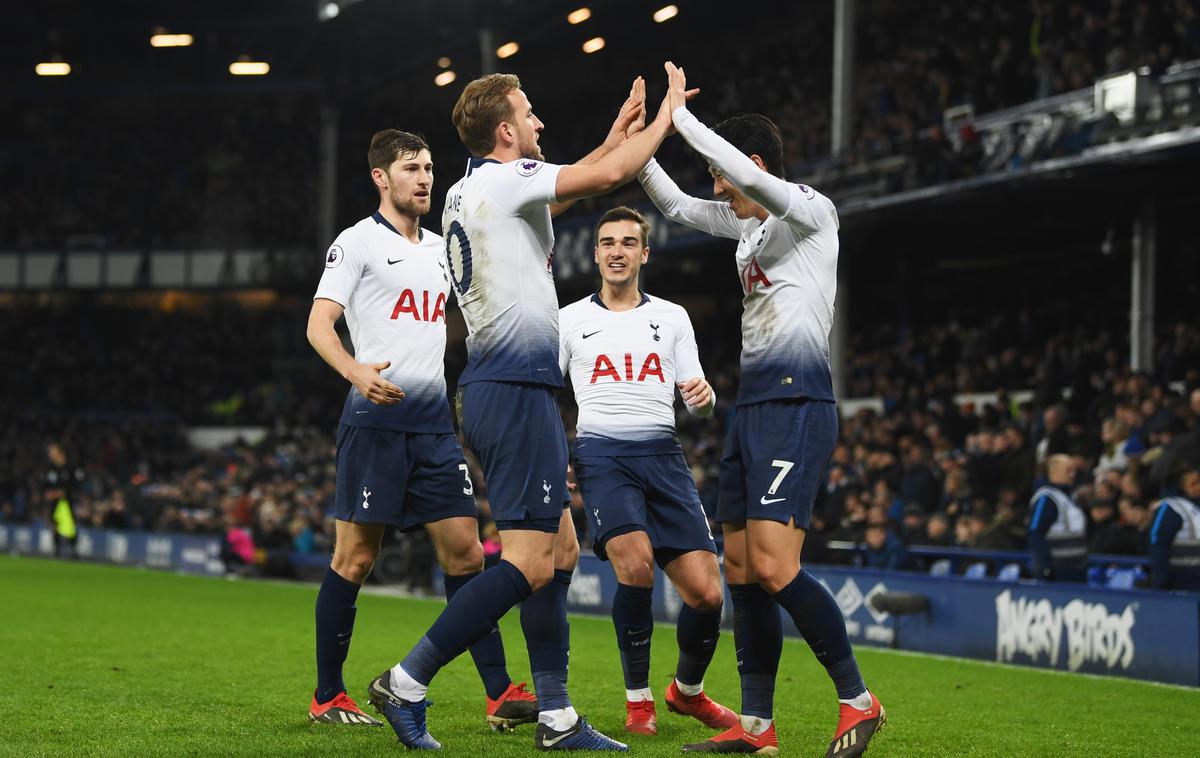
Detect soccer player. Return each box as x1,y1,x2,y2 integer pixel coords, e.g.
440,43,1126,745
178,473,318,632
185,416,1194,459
1027,454,1087,580
368,72,686,751
639,63,885,757
559,206,737,737
306,129,536,730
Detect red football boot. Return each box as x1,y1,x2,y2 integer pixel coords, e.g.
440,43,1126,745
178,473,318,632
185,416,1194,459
681,721,778,754
486,681,539,731
625,699,658,735
825,691,886,758
308,690,383,725
665,680,739,730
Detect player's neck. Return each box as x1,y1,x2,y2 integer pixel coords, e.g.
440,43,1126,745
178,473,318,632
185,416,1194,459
377,203,422,244
485,146,521,163
599,282,641,312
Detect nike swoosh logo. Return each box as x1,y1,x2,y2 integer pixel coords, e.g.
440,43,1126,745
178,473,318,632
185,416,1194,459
582,330,602,339
387,258,404,265
541,729,577,747
760,496,786,505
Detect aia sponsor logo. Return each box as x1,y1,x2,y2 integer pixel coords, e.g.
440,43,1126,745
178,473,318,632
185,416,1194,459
740,256,772,294
590,352,664,384
390,289,447,322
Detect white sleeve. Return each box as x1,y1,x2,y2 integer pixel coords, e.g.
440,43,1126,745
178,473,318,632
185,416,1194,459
313,228,364,306
558,310,572,378
673,308,704,381
673,310,716,417
671,107,836,237
491,160,564,214
638,159,743,240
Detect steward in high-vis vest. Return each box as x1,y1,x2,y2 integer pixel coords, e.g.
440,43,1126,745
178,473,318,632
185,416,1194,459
1027,455,1086,580
1149,465,1200,589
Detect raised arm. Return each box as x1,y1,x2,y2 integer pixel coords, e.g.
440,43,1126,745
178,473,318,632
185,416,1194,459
549,78,646,218
664,62,834,236
553,70,687,204
638,158,743,240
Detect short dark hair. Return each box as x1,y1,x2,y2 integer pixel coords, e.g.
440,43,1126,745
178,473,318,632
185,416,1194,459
712,113,785,178
368,129,430,172
595,206,650,248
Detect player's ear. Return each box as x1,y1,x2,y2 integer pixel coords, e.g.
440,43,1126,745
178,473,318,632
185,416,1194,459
640,247,649,265
371,166,388,191
594,247,600,265
749,154,768,172
496,120,514,148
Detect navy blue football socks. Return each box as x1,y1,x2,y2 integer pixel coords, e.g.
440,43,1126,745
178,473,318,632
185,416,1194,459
675,601,722,687
729,582,782,719
612,583,654,690
403,559,532,686
521,568,574,711
445,571,512,700
315,567,360,703
773,569,867,700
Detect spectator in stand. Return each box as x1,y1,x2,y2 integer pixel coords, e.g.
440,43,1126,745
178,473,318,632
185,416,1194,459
900,444,941,513
863,523,908,571
913,513,953,548
1028,455,1088,580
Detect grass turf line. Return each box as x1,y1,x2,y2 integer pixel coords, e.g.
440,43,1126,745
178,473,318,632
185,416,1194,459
2,556,1196,756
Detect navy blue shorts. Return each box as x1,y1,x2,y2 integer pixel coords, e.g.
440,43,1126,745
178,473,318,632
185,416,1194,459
459,381,568,533
574,451,716,565
717,399,838,529
334,426,476,531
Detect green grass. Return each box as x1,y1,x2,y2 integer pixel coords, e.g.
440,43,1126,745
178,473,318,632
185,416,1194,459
2,556,1196,757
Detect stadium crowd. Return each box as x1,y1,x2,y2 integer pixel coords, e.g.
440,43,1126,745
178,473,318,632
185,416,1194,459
4,295,1198,588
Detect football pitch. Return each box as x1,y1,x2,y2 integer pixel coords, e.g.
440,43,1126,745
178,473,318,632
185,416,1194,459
3,557,1196,757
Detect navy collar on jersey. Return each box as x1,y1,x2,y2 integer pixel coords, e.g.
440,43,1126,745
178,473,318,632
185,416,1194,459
591,291,650,309
372,211,422,241
466,157,501,176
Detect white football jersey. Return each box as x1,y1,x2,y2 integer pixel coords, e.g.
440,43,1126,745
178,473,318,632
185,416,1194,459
314,212,452,432
641,109,841,406
559,293,705,447
442,157,565,387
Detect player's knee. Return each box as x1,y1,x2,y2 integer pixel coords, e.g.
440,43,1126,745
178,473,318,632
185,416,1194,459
610,548,655,586
749,555,793,594
332,546,377,583
440,541,484,575
523,561,554,591
688,583,725,611
555,537,579,572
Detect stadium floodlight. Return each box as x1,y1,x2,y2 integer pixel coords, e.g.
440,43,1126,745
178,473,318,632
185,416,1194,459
582,36,605,54
567,7,591,24
496,41,519,59
435,70,457,87
653,4,679,23
437,56,452,69
229,59,270,76
35,61,71,76
150,33,194,48
319,2,340,21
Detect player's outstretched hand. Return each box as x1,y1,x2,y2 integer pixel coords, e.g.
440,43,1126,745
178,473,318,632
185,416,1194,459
656,61,700,135
625,76,647,139
678,377,712,409
604,76,646,150
348,360,406,405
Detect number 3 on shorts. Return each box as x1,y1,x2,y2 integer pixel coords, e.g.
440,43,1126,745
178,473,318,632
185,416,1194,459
768,459,794,495
458,463,474,496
